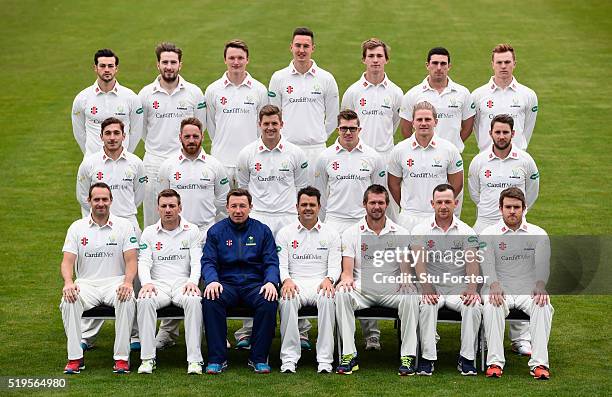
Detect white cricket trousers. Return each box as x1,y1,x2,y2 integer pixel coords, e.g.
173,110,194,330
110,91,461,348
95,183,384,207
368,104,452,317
419,294,482,361
138,278,203,363
279,279,335,366
335,288,419,357
60,277,134,360
483,295,553,369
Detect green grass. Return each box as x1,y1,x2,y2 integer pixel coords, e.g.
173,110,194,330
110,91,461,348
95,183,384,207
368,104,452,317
0,0,611,395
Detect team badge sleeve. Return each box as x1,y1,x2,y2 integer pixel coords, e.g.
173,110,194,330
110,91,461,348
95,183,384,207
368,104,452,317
525,155,540,211
76,159,91,213
194,87,207,132
134,160,146,207
127,94,144,152
138,233,154,285
71,94,87,154
268,73,282,108
204,86,216,140
524,91,539,146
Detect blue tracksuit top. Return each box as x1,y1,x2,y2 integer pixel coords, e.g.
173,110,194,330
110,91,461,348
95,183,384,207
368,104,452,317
201,217,280,287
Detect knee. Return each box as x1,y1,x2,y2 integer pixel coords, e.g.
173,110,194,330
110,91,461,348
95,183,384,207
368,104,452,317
182,294,202,307
137,296,156,308
317,294,335,307
334,290,351,304
258,298,278,313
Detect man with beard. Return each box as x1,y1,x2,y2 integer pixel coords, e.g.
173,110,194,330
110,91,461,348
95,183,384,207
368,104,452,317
468,114,539,357
72,49,143,156
139,42,206,228
480,187,553,380
158,117,229,242
334,184,419,376
155,117,229,349
468,114,539,234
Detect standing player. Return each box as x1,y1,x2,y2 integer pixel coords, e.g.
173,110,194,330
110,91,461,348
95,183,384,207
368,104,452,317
388,101,463,232
139,42,206,227
399,47,475,152
268,27,339,179
77,117,146,230
137,189,204,375
480,187,553,380
277,186,341,373
202,189,280,374
236,105,308,236
471,44,538,152
75,117,144,352
335,184,419,375
341,38,403,221
412,184,482,376
205,39,269,188
156,117,229,349
341,38,403,157
158,117,229,240
314,109,386,233
60,183,137,374
235,104,309,348
469,114,539,233
72,49,143,156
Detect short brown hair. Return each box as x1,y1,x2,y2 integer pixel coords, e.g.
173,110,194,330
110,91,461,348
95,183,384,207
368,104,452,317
158,188,181,205
224,39,249,58
227,188,252,206
259,104,282,122
490,114,514,131
101,117,124,133
363,184,389,205
499,187,526,209
180,117,203,133
88,182,113,200
412,101,438,121
362,38,389,60
293,27,314,41
432,183,456,198
155,42,182,62
492,43,515,61
338,109,360,127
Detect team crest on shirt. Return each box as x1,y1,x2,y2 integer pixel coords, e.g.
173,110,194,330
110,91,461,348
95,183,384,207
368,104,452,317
498,241,507,250
200,169,211,182
244,95,255,105
359,160,371,172
448,97,460,108
246,236,257,246
432,157,443,168
226,240,233,247
115,105,126,116
278,161,290,172
177,101,188,110
381,96,391,109
510,97,521,108
510,168,522,179
318,240,328,250
107,234,117,246
311,84,322,95
123,170,135,182
180,240,189,250
451,239,463,250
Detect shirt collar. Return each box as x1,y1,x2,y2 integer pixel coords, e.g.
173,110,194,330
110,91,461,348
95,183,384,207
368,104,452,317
290,60,318,76
498,219,529,234
488,76,519,92
487,145,519,161
421,76,457,94
178,149,207,162
297,220,322,232
408,134,437,149
88,213,115,228
156,216,190,233
102,148,127,162
357,216,397,235
360,73,390,88
430,215,459,232
222,72,254,88
153,75,185,94
93,80,120,95
257,136,285,152
333,138,363,153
